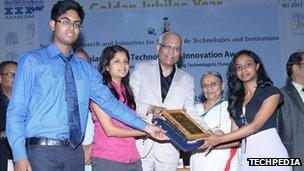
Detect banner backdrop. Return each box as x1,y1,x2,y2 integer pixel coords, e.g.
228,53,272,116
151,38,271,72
1,0,304,102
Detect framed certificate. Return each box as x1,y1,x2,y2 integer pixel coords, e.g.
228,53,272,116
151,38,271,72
160,109,209,141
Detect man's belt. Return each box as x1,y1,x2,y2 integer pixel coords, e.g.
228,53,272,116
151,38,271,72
26,137,70,147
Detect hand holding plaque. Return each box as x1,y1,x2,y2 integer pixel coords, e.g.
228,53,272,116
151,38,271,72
152,109,210,152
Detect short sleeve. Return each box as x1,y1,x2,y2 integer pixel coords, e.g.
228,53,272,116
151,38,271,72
256,86,280,102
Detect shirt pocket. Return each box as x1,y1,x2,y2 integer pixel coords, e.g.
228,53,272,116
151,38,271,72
35,74,63,96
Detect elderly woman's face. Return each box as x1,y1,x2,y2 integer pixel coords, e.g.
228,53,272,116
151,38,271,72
201,74,223,101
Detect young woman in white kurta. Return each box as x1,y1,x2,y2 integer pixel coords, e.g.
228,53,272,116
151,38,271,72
202,50,291,171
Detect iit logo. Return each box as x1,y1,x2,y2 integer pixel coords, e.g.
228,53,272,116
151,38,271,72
5,6,44,15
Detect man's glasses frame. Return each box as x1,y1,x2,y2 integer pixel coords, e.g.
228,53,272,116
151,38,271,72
159,43,181,53
1,72,16,79
55,17,82,29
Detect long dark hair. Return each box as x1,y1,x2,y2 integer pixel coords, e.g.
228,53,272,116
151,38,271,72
99,45,136,110
227,50,272,118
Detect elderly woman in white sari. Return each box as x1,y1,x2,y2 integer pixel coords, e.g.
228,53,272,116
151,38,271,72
190,71,239,171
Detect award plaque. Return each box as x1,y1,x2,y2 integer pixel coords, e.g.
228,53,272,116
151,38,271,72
160,109,210,141
153,109,210,152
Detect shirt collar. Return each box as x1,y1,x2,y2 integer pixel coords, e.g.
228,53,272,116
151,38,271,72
47,43,76,59
292,81,304,94
158,62,176,78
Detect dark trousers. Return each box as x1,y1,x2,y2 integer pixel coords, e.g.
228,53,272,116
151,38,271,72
0,139,12,171
26,145,84,171
0,143,8,171
92,157,143,171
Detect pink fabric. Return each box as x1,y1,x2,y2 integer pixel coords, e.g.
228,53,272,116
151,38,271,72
91,82,140,163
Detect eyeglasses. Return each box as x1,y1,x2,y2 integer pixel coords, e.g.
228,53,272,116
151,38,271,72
202,81,221,90
298,63,304,67
159,43,181,53
55,18,82,29
1,72,16,79
235,62,255,71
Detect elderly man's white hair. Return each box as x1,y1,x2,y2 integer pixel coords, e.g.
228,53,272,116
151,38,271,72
157,32,184,47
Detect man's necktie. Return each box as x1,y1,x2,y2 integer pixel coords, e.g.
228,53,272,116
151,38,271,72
302,87,304,92
61,54,82,149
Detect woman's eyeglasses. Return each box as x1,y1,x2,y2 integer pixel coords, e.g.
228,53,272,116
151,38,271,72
202,81,221,90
